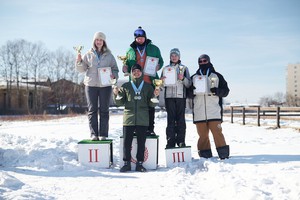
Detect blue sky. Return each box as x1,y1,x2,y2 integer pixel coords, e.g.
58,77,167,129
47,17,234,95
1,0,299,103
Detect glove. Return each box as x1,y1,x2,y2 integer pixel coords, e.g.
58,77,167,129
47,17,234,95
210,87,218,95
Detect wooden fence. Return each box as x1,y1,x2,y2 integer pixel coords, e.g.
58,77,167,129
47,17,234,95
223,106,300,128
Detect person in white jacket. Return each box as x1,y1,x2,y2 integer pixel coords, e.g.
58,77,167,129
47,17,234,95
75,32,119,141
189,54,230,159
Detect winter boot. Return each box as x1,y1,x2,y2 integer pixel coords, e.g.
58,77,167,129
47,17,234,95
135,161,147,172
166,138,175,148
120,161,131,172
178,142,186,147
198,149,213,158
91,135,99,141
216,145,230,160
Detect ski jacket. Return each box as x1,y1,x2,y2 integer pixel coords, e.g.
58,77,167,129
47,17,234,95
161,62,192,98
75,48,119,87
125,39,164,81
114,73,156,126
189,65,229,123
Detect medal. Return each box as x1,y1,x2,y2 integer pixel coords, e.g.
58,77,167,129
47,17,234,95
137,46,145,63
134,95,142,100
131,81,144,101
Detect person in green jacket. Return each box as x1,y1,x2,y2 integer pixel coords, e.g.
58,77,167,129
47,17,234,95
122,26,164,136
113,64,159,172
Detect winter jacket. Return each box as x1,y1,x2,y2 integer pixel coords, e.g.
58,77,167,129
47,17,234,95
75,48,119,87
125,39,164,81
189,64,229,123
113,73,156,126
161,62,192,98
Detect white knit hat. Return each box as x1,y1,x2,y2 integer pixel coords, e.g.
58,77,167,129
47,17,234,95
93,32,106,41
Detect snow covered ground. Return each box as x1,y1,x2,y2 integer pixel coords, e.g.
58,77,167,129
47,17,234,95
1,112,300,200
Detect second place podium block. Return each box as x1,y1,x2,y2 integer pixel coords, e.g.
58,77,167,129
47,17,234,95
78,139,113,168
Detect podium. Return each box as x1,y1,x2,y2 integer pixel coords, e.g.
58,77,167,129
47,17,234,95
165,146,192,167
78,139,113,168
119,135,159,170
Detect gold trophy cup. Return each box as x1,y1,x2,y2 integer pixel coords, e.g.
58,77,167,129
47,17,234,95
151,79,163,103
178,65,185,82
210,77,217,95
73,45,84,64
117,55,129,76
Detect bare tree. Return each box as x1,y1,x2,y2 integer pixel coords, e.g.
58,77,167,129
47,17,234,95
0,40,24,111
286,93,299,107
30,42,49,113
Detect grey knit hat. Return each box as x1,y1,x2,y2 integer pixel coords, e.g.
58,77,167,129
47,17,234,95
198,54,210,63
170,48,180,58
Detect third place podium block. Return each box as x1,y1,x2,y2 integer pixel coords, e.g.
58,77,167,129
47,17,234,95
78,139,113,168
165,146,192,167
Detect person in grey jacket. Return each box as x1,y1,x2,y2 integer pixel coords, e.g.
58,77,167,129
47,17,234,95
75,32,119,141
189,54,229,159
161,48,191,148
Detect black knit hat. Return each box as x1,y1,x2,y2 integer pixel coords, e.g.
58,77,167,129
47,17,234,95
134,26,146,38
131,64,142,71
198,54,210,63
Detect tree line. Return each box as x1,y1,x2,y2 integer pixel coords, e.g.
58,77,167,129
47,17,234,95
0,39,85,114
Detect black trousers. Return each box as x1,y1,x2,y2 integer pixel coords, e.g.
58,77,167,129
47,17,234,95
85,86,112,137
165,98,186,147
123,126,147,162
148,106,155,132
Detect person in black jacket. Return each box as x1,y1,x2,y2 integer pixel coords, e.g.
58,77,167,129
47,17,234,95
189,54,230,159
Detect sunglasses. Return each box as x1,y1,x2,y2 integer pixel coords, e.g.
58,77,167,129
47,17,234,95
199,59,208,63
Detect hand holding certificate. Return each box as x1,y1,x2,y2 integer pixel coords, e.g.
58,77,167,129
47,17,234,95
98,67,113,86
144,56,159,77
193,75,207,94
163,67,177,86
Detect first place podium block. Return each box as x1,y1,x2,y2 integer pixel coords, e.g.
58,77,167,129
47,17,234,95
78,139,113,168
119,135,159,170
165,146,192,167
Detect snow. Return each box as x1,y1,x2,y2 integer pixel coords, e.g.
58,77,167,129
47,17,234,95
1,112,300,200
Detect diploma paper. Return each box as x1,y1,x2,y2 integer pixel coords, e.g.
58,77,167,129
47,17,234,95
144,56,159,77
163,67,177,86
98,67,112,86
193,75,207,94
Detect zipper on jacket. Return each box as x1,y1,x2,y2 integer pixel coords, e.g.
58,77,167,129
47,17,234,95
204,95,208,122
134,98,137,125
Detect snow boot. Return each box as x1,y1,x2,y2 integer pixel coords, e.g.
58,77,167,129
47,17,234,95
135,161,147,172
91,135,99,141
216,145,230,160
198,149,213,158
178,142,186,147
120,161,131,172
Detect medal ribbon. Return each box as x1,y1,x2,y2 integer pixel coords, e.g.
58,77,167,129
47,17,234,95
199,69,210,80
137,46,146,59
92,49,101,65
131,80,144,95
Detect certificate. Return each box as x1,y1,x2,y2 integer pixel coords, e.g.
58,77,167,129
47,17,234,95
193,75,207,94
163,67,177,86
144,56,159,77
98,67,112,86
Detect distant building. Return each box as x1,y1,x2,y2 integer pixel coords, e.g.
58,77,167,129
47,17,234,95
0,79,51,114
286,63,300,106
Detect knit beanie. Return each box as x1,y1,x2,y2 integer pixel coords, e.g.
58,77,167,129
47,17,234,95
134,26,147,38
93,32,106,42
170,48,180,58
198,54,210,63
131,63,142,71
